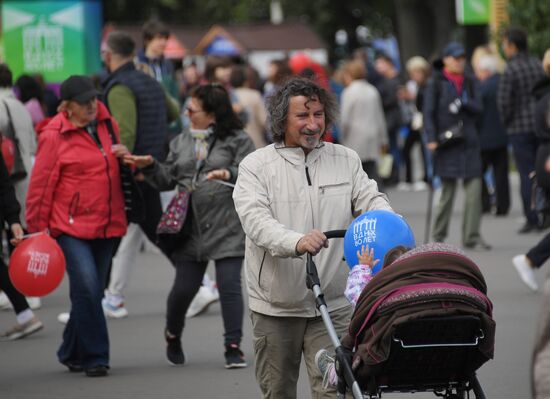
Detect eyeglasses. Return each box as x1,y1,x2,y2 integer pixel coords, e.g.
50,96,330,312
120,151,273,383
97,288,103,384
186,107,205,116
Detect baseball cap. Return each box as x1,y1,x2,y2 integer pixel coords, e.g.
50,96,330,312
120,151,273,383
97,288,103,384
443,41,466,58
60,75,99,103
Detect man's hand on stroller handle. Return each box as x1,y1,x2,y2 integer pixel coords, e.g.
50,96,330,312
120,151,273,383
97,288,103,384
296,229,329,256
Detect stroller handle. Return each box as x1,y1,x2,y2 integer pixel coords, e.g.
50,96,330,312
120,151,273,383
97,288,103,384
306,229,364,399
323,229,346,239
306,229,346,288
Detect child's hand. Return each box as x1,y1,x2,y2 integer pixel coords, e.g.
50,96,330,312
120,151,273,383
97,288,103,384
357,245,380,268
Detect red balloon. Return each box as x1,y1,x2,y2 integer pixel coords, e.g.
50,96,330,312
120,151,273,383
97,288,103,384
9,233,66,297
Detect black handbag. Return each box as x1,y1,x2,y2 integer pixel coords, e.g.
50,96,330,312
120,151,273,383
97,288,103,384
437,120,464,149
105,119,145,224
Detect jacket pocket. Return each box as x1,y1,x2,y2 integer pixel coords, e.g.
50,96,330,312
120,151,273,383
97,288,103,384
319,181,351,196
68,192,80,225
257,251,267,289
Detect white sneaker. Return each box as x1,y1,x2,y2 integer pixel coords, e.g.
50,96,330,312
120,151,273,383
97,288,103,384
26,297,41,310
412,181,429,191
396,182,412,191
57,312,70,324
0,291,11,310
315,349,337,388
186,285,219,318
0,316,44,341
102,298,129,319
513,255,539,292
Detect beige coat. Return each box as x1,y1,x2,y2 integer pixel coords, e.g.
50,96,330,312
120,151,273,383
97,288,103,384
233,87,267,148
341,80,387,162
233,142,392,317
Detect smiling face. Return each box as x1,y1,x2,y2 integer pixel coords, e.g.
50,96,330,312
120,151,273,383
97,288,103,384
284,95,325,154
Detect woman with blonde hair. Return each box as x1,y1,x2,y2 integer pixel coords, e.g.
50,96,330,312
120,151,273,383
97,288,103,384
398,56,431,191
26,75,127,377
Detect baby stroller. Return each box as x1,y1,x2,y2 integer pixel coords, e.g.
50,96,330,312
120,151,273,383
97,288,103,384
307,231,495,399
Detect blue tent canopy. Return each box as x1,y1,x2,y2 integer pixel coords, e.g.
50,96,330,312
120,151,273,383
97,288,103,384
204,35,241,56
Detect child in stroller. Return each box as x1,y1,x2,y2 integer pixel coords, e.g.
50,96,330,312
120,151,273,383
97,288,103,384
311,240,495,398
315,244,410,388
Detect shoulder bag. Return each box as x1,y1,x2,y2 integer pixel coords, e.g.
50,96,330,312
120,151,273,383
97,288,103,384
105,119,145,224
437,120,464,149
155,136,218,258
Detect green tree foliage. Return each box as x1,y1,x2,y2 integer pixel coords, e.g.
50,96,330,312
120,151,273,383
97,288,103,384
104,0,394,52
507,0,550,58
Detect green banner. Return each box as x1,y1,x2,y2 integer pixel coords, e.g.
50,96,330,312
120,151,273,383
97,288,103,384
1,0,102,82
456,0,491,25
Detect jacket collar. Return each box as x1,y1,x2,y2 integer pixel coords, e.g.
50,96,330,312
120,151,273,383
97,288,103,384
58,101,112,135
274,141,325,166
102,61,136,87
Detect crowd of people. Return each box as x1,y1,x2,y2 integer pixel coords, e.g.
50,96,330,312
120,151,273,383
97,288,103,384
0,17,549,397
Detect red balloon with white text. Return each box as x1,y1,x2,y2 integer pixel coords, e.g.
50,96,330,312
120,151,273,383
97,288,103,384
9,234,66,297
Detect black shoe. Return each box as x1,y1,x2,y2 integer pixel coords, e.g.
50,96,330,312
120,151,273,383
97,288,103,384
224,344,247,369
85,365,108,377
165,329,185,366
61,361,83,373
518,223,541,234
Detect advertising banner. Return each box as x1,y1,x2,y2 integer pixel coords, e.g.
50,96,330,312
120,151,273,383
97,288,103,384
456,0,491,25
2,0,102,82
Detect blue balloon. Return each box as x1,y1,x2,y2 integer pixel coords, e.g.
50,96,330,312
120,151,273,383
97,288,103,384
344,210,415,274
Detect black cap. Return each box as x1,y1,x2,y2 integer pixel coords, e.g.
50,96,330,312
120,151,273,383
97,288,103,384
60,75,99,103
443,41,466,58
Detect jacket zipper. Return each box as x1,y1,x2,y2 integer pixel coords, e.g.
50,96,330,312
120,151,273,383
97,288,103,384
68,192,80,225
87,128,113,238
304,163,318,316
257,251,267,289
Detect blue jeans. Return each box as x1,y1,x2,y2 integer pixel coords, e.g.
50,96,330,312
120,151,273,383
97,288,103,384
56,235,116,369
509,133,539,225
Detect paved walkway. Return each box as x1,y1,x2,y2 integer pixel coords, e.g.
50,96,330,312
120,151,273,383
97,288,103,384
0,174,542,398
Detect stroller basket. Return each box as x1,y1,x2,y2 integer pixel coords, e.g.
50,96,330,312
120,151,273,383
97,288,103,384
372,315,488,395
393,315,484,348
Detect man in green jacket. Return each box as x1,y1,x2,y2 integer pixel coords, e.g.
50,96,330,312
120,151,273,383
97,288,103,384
100,31,178,318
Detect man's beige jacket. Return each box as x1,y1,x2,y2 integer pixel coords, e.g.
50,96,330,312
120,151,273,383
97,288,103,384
233,142,392,317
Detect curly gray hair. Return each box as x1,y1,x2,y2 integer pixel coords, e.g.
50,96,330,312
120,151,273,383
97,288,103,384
266,77,338,143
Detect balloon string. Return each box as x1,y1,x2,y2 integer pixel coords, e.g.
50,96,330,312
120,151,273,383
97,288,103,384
21,232,46,239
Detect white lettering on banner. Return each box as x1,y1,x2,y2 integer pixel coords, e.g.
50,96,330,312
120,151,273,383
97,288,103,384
353,217,377,246
27,251,50,277
23,20,64,72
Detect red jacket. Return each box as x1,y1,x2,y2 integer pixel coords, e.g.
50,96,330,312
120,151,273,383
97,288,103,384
26,101,127,239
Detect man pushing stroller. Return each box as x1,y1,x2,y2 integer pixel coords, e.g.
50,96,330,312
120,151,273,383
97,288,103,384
233,77,393,399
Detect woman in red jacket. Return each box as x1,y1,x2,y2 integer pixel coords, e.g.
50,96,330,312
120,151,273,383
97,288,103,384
26,76,127,377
